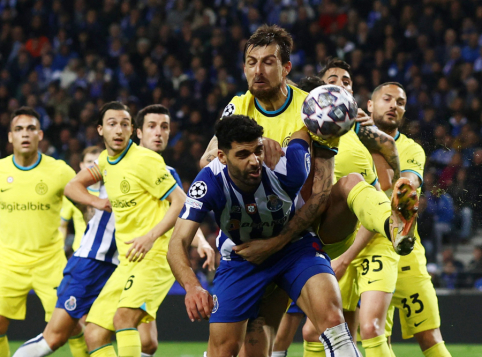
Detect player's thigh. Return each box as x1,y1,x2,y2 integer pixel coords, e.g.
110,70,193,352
337,260,359,312
118,254,175,324
392,275,441,339
208,320,249,357
32,249,67,322
0,263,32,320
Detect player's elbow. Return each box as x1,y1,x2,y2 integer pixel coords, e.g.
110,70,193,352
64,181,75,200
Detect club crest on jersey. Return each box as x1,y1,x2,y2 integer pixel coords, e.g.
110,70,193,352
189,181,208,199
222,103,235,117
120,179,130,193
230,205,241,214
282,134,291,147
35,181,48,195
7,176,13,183
64,296,77,311
212,295,219,313
267,195,283,212
245,203,258,214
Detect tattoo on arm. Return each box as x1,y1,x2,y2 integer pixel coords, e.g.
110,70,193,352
358,126,400,183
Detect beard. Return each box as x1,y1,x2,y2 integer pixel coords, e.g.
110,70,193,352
373,112,399,132
249,78,283,102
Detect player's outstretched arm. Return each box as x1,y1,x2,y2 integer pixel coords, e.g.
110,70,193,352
191,228,215,271
125,185,185,262
200,135,218,168
64,166,111,211
357,125,400,186
167,218,214,321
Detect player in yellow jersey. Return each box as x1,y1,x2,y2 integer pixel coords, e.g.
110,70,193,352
371,84,452,357
65,102,186,357
0,107,75,357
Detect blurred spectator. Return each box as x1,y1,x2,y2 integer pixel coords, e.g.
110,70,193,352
467,245,482,274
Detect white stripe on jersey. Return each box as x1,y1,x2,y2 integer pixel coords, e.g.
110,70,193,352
74,184,119,265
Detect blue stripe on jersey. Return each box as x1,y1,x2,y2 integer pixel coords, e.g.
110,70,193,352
370,177,378,186
104,229,117,264
401,169,423,185
167,166,183,187
13,152,42,171
107,140,133,165
394,131,401,141
260,168,286,237
255,86,292,116
160,183,178,201
87,211,112,260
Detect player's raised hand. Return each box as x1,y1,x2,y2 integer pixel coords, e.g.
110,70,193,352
185,285,213,322
262,137,285,170
197,242,216,271
356,108,374,126
93,197,112,212
331,258,349,281
233,239,277,265
125,234,155,262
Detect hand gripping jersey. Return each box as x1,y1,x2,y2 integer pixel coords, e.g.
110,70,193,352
180,139,312,261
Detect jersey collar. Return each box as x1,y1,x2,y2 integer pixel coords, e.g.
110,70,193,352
107,139,133,165
254,85,293,117
12,151,42,171
394,131,400,141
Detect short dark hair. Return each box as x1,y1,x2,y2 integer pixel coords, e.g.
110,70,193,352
244,24,293,64
81,146,102,162
98,101,130,126
372,82,406,98
215,115,264,151
318,57,352,81
10,106,41,128
297,76,324,93
135,104,170,129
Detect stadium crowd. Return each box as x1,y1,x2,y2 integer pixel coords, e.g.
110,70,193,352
1,0,482,288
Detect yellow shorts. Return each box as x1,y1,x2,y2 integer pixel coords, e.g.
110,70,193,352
338,238,399,312
385,273,441,339
86,253,174,331
322,230,356,260
0,249,66,321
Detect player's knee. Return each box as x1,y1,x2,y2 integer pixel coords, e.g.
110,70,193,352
323,309,345,330
415,328,443,351
84,323,110,351
360,319,384,339
48,333,69,350
302,321,319,342
113,308,138,330
141,338,158,355
339,173,365,196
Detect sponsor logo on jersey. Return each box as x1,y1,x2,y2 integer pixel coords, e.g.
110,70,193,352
212,295,219,313
414,319,427,327
120,179,130,193
245,203,258,214
0,188,12,192
0,202,51,212
267,195,283,212
239,215,289,229
35,181,48,195
7,176,13,183
186,197,203,210
111,198,137,208
64,296,77,311
155,173,171,185
407,158,422,169
230,206,241,214
189,181,208,199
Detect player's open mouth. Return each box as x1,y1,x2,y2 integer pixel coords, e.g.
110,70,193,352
21,141,30,147
113,138,124,144
386,112,396,118
248,168,261,178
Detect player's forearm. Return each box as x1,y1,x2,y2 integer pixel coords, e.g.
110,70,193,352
191,228,207,248
200,136,218,168
358,126,400,184
146,194,185,243
64,180,101,207
338,225,376,265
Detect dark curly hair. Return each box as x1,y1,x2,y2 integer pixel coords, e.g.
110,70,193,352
297,76,324,93
318,57,352,81
215,115,264,151
244,24,293,64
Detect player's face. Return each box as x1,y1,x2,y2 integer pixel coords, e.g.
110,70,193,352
98,109,133,155
244,43,291,101
368,85,406,132
320,68,353,94
8,115,43,156
221,138,264,190
80,152,100,170
137,113,170,154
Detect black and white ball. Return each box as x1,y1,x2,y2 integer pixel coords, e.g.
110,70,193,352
302,85,358,139
189,181,208,199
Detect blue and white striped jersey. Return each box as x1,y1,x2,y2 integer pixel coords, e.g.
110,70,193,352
179,139,312,261
74,184,118,265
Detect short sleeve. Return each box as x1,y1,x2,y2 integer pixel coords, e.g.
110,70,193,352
273,139,311,197
60,196,74,221
60,163,76,187
401,144,425,184
179,168,221,223
137,154,178,201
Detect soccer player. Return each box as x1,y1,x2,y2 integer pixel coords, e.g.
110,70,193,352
0,107,75,357
64,101,185,357
168,115,359,357
371,83,452,357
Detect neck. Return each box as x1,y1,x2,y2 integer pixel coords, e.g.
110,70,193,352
256,82,288,112
388,129,399,138
228,169,258,194
14,150,39,168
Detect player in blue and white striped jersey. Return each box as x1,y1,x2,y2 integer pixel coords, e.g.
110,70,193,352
168,115,359,357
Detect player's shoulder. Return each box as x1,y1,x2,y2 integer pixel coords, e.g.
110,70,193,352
41,154,75,173
188,160,224,200
133,144,166,164
0,155,13,169
222,91,252,117
397,133,424,155
289,84,309,100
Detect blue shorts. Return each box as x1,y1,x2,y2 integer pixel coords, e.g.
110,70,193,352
56,256,117,319
210,235,333,323
287,301,305,315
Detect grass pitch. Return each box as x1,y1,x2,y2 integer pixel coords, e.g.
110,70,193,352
9,341,482,356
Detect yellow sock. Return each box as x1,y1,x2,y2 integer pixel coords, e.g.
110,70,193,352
347,181,391,237
68,332,89,357
116,329,141,357
303,340,325,357
362,335,391,357
0,334,10,357
423,341,452,357
90,344,117,357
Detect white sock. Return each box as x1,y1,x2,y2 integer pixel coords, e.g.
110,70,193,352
141,354,153,357
13,333,53,357
319,323,358,357
272,351,287,357
203,352,207,357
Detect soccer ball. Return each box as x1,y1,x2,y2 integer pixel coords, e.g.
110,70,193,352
302,85,358,139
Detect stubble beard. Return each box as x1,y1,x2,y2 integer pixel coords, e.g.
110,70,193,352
249,80,283,102
373,112,399,133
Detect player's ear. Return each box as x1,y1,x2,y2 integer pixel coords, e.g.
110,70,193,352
283,61,292,76
218,149,227,165
367,100,374,113
136,128,142,140
97,125,103,136
38,129,44,141
8,131,12,143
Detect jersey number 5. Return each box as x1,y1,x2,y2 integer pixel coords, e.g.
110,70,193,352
361,255,384,275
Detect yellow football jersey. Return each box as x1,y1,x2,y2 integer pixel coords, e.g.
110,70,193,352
60,196,87,251
0,154,75,266
95,141,178,261
223,84,339,151
394,132,426,275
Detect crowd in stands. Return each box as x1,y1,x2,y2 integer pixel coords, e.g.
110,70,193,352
1,0,482,288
